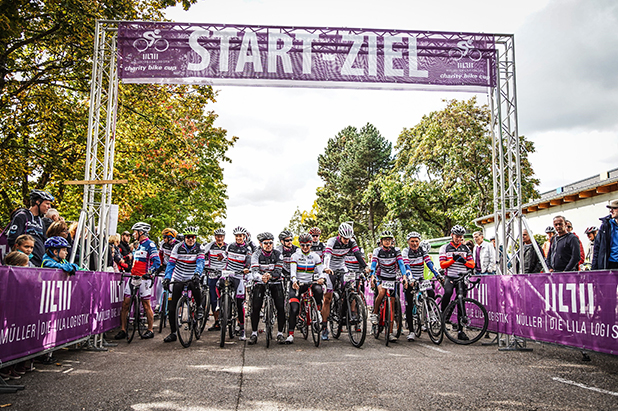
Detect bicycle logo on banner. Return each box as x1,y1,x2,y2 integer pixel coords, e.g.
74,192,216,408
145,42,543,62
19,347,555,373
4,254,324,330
133,29,169,53
448,38,482,62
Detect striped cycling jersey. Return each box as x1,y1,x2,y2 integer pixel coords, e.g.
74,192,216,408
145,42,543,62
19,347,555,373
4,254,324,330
132,238,161,277
371,246,404,279
345,247,365,272
323,236,365,272
250,249,284,283
402,247,432,280
275,244,299,275
439,242,472,278
166,241,205,282
203,241,227,271
225,242,252,276
290,249,325,283
311,241,325,261
159,239,178,266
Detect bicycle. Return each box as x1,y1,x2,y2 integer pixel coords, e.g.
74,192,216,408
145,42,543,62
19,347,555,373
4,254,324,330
218,270,241,348
133,29,169,52
121,273,153,343
197,272,212,336
371,278,403,346
297,276,322,347
155,273,170,333
170,278,203,348
409,279,443,345
448,39,482,62
441,270,489,345
328,270,367,348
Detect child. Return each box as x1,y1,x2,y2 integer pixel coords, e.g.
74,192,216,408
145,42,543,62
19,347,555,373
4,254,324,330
12,234,36,267
41,236,80,275
4,251,29,267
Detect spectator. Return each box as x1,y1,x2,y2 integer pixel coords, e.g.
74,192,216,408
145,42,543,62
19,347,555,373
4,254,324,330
4,250,29,267
520,229,544,274
546,215,580,272
7,189,54,267
107,234,125,272
42,208,62,234
542,226,555,257
68,221,79,245
472,231,496,275
565,220,585,267
46,220,69,240
592,200,618,270
11,234,36,267
41,236,80,274
583,227,598,269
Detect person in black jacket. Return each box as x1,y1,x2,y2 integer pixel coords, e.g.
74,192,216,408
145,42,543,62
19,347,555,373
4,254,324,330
522,230,544,274
118,231,133,272
592,199,618,270
546,215,581,272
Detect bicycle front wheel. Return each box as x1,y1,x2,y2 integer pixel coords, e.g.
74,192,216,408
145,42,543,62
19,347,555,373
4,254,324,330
425,298,443,345
442,298,488,345
299,299,308,340
176,295,193,348
126,295,139,343
385,296,392,346
219,293,229,348
158,291,168,333
393,298,403,339
310,298,320,347
198,286,209,336
265,297,273,348
329,293,342,339
347,294,366,348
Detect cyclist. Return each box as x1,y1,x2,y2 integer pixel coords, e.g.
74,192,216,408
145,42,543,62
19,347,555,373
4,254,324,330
321,222,368,340
8,189,55,267
115,222,161,340
439,225,475,341
309,227,325,260
275,230,298,281
248,232,286,345
161,226,205,343
41,236,81,274
369,230,407,342
203,228,227,331
286,233,326,344
583,226,598,270
220,226,251,341
156,228,178,313
402,232,440,341
245,231,257,254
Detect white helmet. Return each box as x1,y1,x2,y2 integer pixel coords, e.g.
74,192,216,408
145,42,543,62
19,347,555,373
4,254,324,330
338,223,354,239
232,226,248,236
131,222,151,234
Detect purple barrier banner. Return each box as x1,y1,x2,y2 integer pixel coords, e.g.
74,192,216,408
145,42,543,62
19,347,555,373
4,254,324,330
468,272,618,355
0,266,123,363
118,22,496,91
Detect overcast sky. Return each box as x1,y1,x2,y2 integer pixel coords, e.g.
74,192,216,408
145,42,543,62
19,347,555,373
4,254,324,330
165,0,618,238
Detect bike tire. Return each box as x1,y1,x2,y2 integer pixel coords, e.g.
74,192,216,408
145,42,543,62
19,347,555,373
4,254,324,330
385,296,391,346
176,295,193,348
442,297,488,345
158,291,168,333
265,296,273,348
126,295,138,343
229,297,237,340
329,293,342,339
347,294,366,348
393,297,403,339
219,293,229,348
412,303,422,338
425,298,444,345
197,287,209,337
300,299,308,340
136,297,146,339
310,297,320,347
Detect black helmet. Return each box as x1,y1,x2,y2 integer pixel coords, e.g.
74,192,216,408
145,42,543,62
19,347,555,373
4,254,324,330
298,233,312,244
257,232,274,242
30,189,54,203
279,230,293,241
451,225,466,236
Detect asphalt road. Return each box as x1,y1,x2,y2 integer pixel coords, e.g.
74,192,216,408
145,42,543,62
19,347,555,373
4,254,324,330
3,323,618,411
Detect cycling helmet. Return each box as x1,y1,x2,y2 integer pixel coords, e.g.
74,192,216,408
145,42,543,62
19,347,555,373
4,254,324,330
406,231,421,240
161,228,177,238
309,227,321,236
584,226,598,235
545,226,556,234
257,232,274,242
451,225,466,236
29,189,54,203
184,226,199,236
246,231,252,240
298,233,312,244
176,234,184,242
232,226,248,236
45,236,71,249
338,223,354,239
419,240,431,254
279,230,293,241
380,230,394,239
131,222,151,234
214,228,225,236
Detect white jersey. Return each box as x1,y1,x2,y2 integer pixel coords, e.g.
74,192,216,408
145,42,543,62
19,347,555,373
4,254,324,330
290,249,326,283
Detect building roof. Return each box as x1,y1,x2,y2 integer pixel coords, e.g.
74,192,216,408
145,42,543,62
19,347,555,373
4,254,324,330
475,167,618,225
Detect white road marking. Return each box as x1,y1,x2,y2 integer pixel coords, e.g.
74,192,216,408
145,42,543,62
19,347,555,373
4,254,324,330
552,377,618,397
62,368,74,374
419,343,450,354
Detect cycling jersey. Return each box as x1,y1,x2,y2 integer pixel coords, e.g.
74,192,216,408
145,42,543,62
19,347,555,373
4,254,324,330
132,237,161,277
290,249,325,283
203,241,228,272
311,241,325,261
164,241,205,282
344,248,364,272
275,244,298,276
402,247,438,280
7,209,46,267
159,239,178,266
225,242,252,276
370,246,406,279
439,242,474,278
250,248,284,283
323,236,366,272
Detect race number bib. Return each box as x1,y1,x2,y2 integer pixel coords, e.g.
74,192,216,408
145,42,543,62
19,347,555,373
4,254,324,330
344,273,356,283
131,277,143,287
419,280,432,292
381,280,395,290
312,274,320,281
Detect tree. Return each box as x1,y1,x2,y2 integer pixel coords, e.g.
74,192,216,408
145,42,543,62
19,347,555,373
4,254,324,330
314,123,392,248
376,97,539,238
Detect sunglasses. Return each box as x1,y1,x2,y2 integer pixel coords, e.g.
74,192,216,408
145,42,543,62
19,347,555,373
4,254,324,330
262,241,273,245
610,207,618,210
300,243,311,247
185,235,196,239
312,235,319,237
283,239,293,242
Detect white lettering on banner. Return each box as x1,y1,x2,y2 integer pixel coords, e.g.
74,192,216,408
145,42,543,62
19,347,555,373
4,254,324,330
212,31,236,72
408,35,428,78
188,30,210,71
110,280,123,304
341,34,364,76
384,35,404,77
368,35,377,76
39,280,74,314
295,32,319,75
544,283,594,315
37,314,90,338
268,33,293,73
236,32,262,73
516,314,543,329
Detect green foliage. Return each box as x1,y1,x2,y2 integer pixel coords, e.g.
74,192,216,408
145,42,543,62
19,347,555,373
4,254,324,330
534,234,546,247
